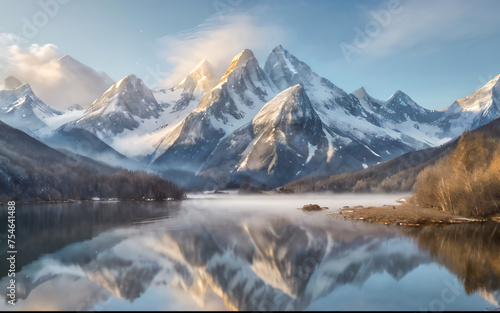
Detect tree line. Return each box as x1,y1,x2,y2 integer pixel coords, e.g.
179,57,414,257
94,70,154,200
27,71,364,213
0,153,185,203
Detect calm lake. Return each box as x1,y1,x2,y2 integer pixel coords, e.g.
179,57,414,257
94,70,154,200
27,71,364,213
1,193,499,311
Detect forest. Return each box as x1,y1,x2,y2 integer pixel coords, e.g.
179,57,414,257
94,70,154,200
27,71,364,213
0,121,185,203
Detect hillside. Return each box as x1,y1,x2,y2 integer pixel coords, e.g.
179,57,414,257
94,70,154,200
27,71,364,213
0,121,184,202
283,117,500,193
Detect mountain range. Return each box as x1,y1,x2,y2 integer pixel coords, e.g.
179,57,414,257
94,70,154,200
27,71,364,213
1,46,500,190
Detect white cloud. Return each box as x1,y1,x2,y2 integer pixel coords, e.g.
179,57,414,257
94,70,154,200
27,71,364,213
358,0,500,57
157,13,286,88
0,40,113,110
8,43,64,82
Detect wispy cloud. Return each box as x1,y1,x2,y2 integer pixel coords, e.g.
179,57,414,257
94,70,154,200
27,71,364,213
360,0,500,57
157,13,285,88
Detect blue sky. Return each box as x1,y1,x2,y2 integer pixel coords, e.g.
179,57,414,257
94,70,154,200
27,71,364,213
1,0,500,110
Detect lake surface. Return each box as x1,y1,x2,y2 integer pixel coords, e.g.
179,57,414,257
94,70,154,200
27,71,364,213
1,193,499,311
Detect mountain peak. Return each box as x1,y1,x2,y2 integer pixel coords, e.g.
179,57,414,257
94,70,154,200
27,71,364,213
264,45,319,91
392,90,406,97
59,54,76,62
16,83,33,93
253,84,314,129
115,74,141,88
455,74,500,111
387,90,413,103
176,59,216,92
233,49,256,66
191,59,211,73
57,55,85,68
352,87,369,99
88,74,154,113
218,49,257,83
272,44,286,53
387,90,416,106
123,73,138,81
286,84,304,96
79,73,162,138
4,76,23,90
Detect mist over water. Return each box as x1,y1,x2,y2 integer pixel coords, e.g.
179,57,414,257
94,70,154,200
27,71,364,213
0,193,498,311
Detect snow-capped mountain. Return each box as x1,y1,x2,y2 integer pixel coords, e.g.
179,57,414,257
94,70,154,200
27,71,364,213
0,83,62,135
354,87,443,124
57,61,215,162
438,74,500,137
199,85,386,187
62,74,164,143
4,44,497,189
265,45,356,114
152,49,278,172
0,80,136,169
265,46,447,153
351,87,448,148
352,87,383,112
198,85,330,186
154,59,216,115
147,45,466,188
139,60,218,155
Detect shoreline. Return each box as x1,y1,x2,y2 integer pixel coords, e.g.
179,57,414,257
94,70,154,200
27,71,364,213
0,198,184,207
330,203,499,226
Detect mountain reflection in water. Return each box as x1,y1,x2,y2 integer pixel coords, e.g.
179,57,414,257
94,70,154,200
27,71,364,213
1,198,499,311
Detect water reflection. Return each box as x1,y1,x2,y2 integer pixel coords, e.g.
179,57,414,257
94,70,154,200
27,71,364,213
0,201,183,274
1,199,499,311
407,222,500,306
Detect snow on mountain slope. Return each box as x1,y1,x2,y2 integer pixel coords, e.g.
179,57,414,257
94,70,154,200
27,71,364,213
149,46,451,187
104,60,219,160
154,59,216,116
351,88,449,147
198,85,387,188
0,82,134,169
265,45,443,159
198,85,329,186
0,83,62,136
152,49,278,172
438,74,500,137
352,87,383,113
61,74,164,144
264,45,359,115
